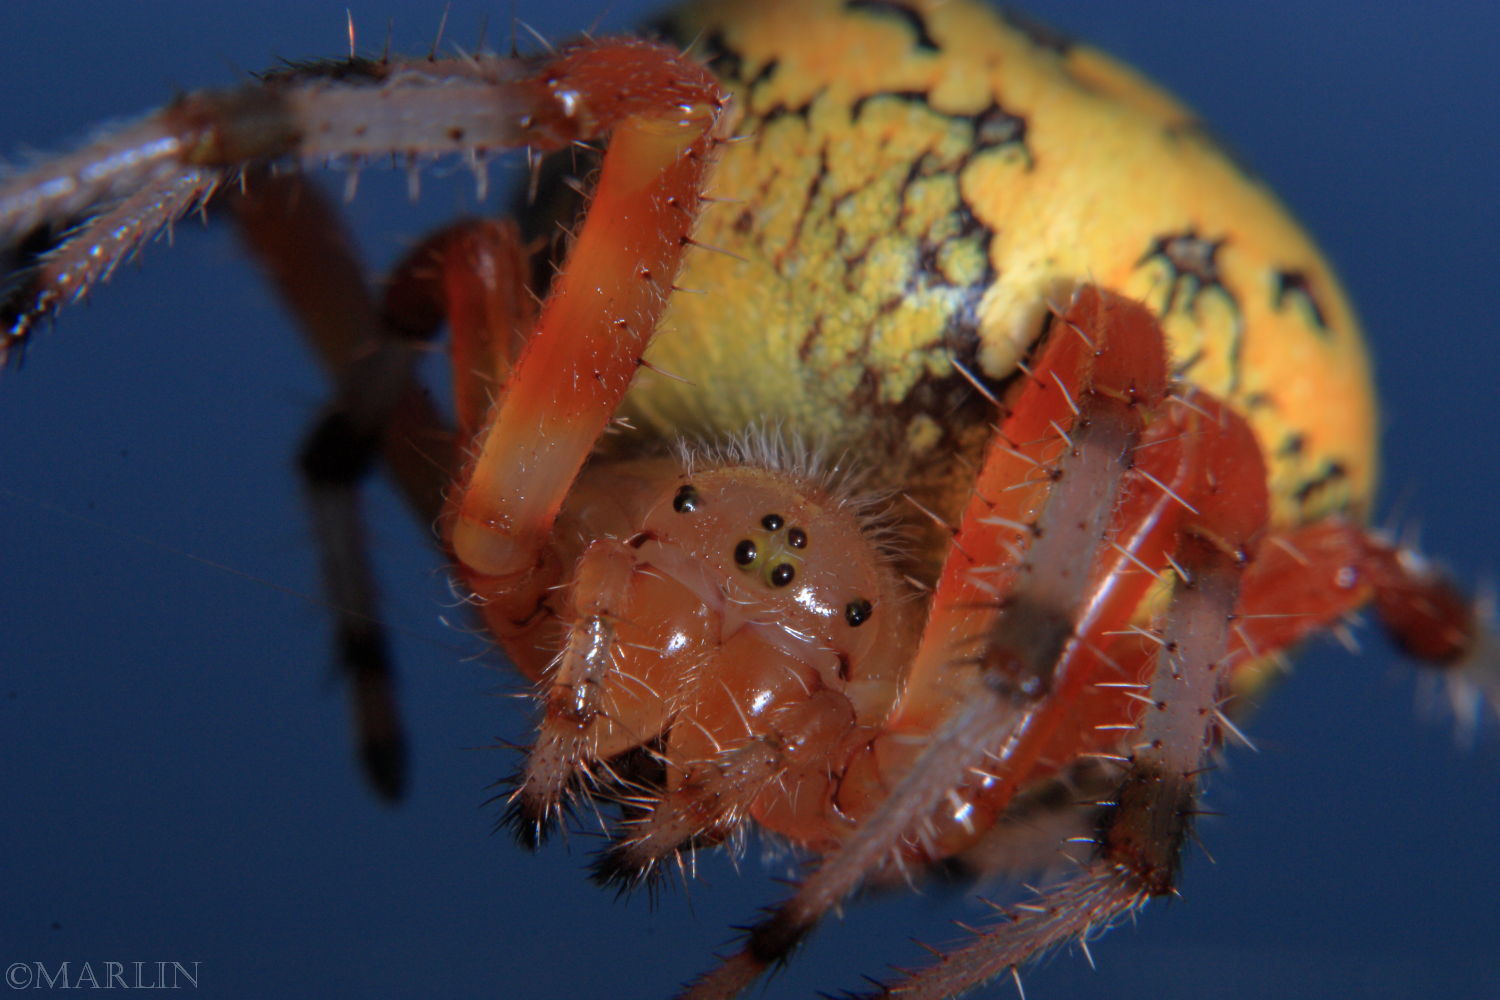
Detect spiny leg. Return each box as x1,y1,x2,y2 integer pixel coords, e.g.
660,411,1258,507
858,393,1272,1000
426,50,752,832
893,390,1234,860
0,41,721,364
860,419,1500,998
0,169,220,361
446,44,727,599
442,46,731,837
1230,519,1499,727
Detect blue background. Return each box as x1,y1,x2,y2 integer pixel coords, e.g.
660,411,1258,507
2,3,1497,998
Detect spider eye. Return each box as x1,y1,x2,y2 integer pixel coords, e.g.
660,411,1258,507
673,484,701,513
769,563,796,587
761,513,785,531
733,539,757,565
844,599,872,627
787,527,807,549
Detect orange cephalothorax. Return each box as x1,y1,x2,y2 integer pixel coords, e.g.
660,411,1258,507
498,445,921,852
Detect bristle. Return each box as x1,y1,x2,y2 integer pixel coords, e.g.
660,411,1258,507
674,423,909,562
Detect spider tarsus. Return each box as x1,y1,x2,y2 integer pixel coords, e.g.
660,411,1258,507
360,729,408,803
745,910,812,968
0,309,37,369
341,625,408,802
588,839,664,896
496,788,562,851
0,219,75,365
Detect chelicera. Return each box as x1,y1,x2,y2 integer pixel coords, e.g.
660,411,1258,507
2,2,1496,998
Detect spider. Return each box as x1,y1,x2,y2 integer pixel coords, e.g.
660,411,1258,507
2,1,1500,1000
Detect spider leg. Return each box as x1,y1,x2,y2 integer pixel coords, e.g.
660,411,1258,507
797,290,1173,878
0,41,722,365
875,434,1500,999
231,171,495,799
232,170,460,511
399,219,536,446
446,46,727,599
1231,519,1500,727
0,169,221,359
1366,544,1500,725
853,389,1272,1000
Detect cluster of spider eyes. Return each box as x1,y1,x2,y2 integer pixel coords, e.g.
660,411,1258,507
734,513,803,587
671,483,873,629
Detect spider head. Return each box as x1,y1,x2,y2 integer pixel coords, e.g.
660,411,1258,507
642,465,895,675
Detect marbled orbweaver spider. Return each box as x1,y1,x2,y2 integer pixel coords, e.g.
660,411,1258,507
3,3,1498,999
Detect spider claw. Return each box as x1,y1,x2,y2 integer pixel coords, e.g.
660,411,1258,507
498,798,553,851
588,840,654,894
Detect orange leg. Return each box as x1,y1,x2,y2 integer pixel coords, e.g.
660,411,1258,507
1228,518,1494,722
416,43,732,843
380,218,536,447
810,289,1177,874
448,43,727,600
863,397,1268,998
864,434,1497,1000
